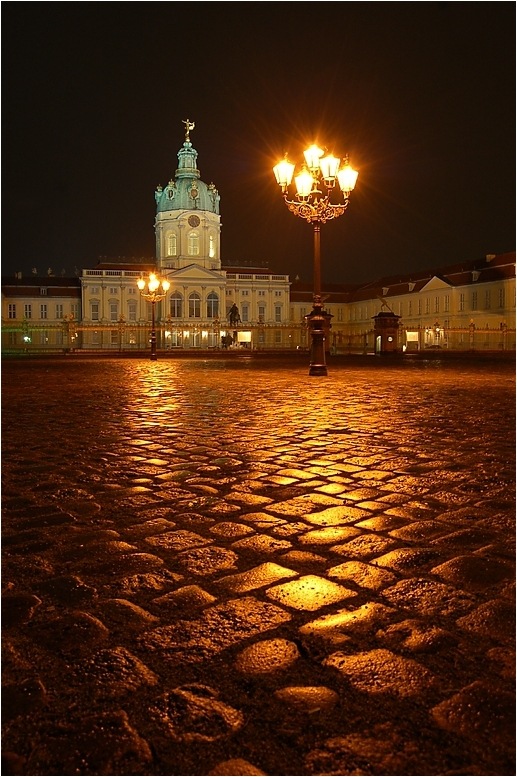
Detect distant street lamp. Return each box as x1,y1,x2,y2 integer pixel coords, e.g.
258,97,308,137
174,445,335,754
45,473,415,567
137,272,170,361
273,144,358,375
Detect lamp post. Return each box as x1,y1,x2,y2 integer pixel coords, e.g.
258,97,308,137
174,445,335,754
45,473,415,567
273,144,358,375
137,272,170,361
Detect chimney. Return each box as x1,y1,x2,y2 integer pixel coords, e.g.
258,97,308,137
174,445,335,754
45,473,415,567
486,254,496,262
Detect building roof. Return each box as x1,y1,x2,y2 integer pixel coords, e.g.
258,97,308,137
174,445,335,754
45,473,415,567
1,276,81,298
91,261,157,272
348,252,515,302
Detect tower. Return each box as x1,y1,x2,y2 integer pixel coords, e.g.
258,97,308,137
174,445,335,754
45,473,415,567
154,120,221,273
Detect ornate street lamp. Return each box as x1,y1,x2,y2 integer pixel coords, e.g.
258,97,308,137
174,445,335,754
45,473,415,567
137,272,170,361
273,144,358,375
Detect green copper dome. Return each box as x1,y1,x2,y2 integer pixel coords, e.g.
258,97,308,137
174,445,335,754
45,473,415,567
155,131,220,215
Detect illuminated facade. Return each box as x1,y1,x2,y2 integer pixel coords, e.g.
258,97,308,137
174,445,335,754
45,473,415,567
76,125,291,352
1,125,515,354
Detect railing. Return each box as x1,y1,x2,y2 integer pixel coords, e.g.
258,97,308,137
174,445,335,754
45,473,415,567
225,273,289,282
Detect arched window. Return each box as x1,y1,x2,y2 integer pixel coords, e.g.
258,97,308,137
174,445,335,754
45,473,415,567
207,292,219,319
188,231,199,255
167,233,177,256
170,292,183,318
189,292,201,318
209,234,215,258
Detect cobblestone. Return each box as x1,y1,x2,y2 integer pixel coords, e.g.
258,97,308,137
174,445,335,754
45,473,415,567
1,355,515,776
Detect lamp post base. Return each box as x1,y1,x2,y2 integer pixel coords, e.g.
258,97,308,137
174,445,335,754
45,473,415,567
306,296,332,377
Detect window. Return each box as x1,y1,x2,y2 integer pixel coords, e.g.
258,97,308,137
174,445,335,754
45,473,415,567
90,286,99,295
109,287,118,295
110,331,118,345
56,304,63,318
444,295,450,313
459,293,465,312
24,304,32,319
337,308,343,321
274,304,282,322
472,292,478,311
241,304,249,322
8,304,16,319
71,304,79,318
128,287,136,295
425,298,430,314
241,290,249,296
275,291,282,297
92,330,100,345
207,292,219,319
189,292,201,317
408,301,412,316
128,302,137,321
499,288,505,308
418,299,422,315
40,287,47,296
40,304,48,319
91,303,100,321
110,303,118,321
209,235,215,258
188,231,199,255
170,292,183,318
258,304,265,322
485,290,491,310
226,289,232,296
258,290,265,297
167,233,177,256
274,330,282,344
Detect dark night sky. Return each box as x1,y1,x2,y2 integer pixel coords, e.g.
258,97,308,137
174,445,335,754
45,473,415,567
2,2,515,285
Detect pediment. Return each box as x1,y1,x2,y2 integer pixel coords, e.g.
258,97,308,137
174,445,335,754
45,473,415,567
166,264,224,282
419,275,452,292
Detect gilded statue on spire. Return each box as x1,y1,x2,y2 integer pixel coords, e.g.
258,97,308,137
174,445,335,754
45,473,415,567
182,119,195,142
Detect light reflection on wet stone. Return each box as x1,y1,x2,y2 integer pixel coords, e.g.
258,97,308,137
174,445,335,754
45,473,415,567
2,357,514,776
298,526,361,545
327,560,397,591
300,602,397,642
216,562,298,593
266,575,356,611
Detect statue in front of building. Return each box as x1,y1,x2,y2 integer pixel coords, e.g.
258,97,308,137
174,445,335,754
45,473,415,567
228,303,241,326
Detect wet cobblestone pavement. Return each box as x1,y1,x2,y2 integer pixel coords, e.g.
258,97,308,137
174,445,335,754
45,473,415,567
2,355,515,776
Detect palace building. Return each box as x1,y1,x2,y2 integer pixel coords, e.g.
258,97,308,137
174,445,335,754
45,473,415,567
2,125,515,355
